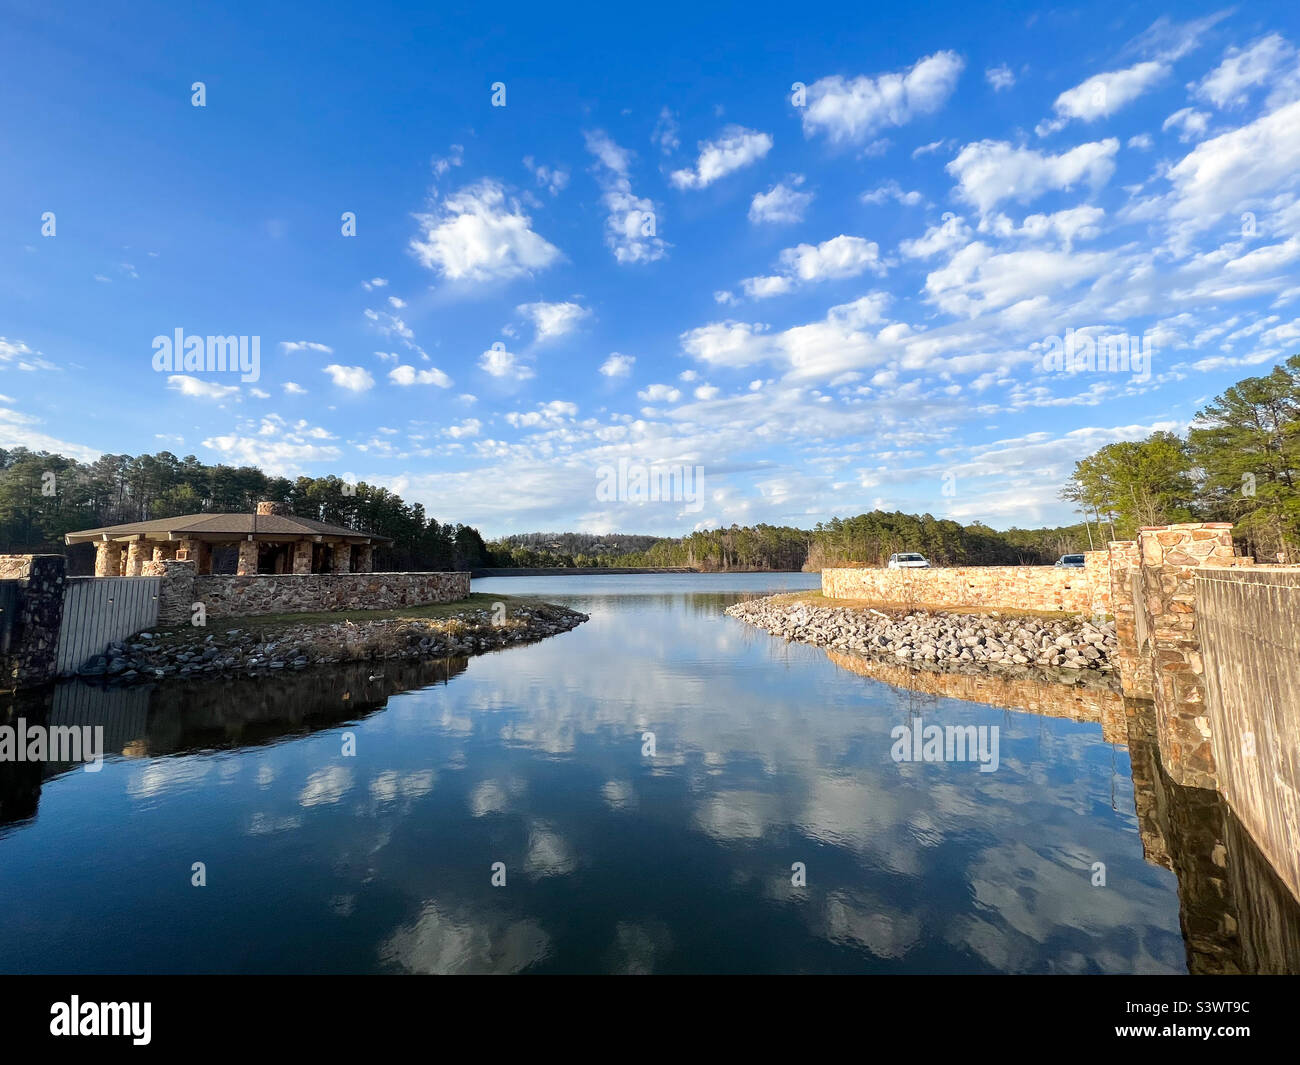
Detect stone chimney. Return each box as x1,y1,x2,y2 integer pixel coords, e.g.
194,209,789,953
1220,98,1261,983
256,500,291,516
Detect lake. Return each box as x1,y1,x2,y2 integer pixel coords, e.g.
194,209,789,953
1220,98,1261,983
1,572,1296,973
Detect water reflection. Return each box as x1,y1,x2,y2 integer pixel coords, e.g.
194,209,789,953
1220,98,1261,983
0,572,1295,973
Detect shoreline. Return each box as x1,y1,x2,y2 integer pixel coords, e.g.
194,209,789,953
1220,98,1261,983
726,594,1119,685
70,599,590,685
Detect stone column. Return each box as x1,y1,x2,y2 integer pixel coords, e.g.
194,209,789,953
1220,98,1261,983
156,560,197,627
152,542,177,563
354,544,373,573
94,541,124,577
292,540,313,574
174,538,199,562
236,539,259,576
125,541,148,576
1136,522,1239,790
331,543,350,574
1106,540,1154,700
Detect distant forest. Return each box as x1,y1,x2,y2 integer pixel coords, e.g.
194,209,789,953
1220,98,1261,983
0,449,491,573
486,514,1090,572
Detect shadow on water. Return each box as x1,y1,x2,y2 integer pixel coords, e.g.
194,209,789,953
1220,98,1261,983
0,657,469,825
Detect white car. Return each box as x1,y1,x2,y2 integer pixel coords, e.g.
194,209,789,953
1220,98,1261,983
887,552,931,569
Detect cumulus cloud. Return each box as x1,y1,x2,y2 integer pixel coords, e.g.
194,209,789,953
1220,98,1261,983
736,235,884,301
860,181,924,206
637,383,681,403
322,365,375,392
585,130,668,264
670,126,773,189
800,51,965,145
389,365,453,388
410,179,561,282
947,138,1119,213
479,344,534,380
517,300,590,342
166,375,240,400
985,64,1015,91
599,353,635,377
749,178,813,224
1039,61,1168,134
279,341,333,355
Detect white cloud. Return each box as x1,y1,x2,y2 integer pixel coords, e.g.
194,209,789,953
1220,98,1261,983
860,180,924,206
361,277,388,291
737,235,883,300
479,345,534,380
1162,107,1211,142
0,337,55,371
284,382,307,395
431,144,464,179
1045,61,1168,129
749,178,813,224
410,179,561,282
1194,34,1299,109
322,365,375,392
599,353,635,377
801,51,965,145
947,138,1119,213
670,126,773,189
279,341,333,355
389,365,453,388
741,275,795,299
781,235,883,281
166,375,239,400
517,300,590,342
523,156,569,196
985,64,1015,91
585,130,668,264
1165,99,1300,232
445,419,481,439
637,383,681,403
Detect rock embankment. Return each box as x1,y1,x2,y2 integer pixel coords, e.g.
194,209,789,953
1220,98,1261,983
727,596,1117,673
76,602,589,684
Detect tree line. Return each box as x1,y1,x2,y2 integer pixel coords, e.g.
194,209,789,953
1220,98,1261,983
1061,354,1300,562
0,449,490,573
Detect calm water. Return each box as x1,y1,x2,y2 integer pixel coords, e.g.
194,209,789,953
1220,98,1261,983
2,572,1297,974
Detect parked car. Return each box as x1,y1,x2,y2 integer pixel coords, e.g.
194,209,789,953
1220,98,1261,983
887,552,931,569
1054,554,1086,568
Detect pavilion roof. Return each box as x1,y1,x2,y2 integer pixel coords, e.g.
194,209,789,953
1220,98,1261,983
64,512,393,545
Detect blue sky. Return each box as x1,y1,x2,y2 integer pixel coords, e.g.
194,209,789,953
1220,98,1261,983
4,1,1300,537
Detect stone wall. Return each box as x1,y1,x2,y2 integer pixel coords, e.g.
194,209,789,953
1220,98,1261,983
1133,522,1243,791
1197,567,1300,904
822,557,1107,615
152,561,470,625
0,555,67,691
